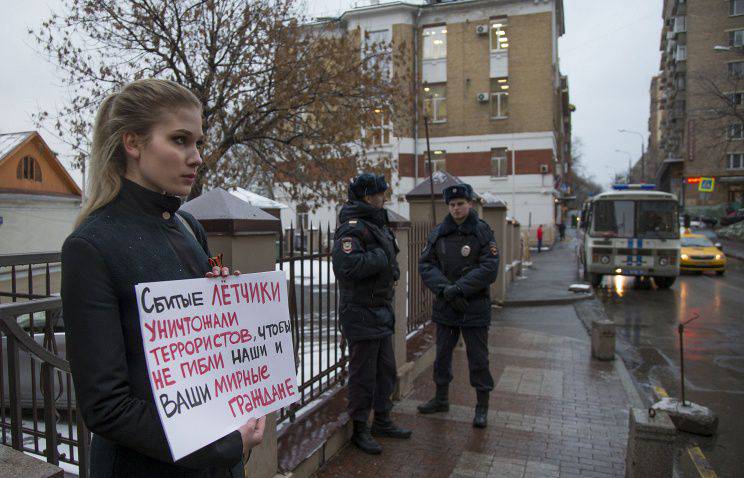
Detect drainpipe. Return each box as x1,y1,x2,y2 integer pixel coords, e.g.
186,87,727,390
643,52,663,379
413,8,422,185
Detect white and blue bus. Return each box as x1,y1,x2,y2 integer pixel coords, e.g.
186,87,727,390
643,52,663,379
577,185,680,288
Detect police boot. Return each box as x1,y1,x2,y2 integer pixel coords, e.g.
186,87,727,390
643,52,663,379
417,385,449,414
352,421,382,455
371,413,413,439
473,391,489,428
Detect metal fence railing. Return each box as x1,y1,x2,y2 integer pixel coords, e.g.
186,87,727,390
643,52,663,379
407,222,434,334
0,252,62,303
276,225,345,424
0,297,90,477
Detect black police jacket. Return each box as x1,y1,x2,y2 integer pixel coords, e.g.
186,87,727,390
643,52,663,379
331,201,400,341
61,179,243,478
419,210,500,327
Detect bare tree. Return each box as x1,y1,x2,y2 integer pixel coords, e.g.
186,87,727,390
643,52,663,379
567,137,603,209
31,0,409,206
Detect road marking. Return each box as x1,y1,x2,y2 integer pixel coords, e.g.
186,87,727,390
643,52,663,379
654,385,669,399
688,446,717,478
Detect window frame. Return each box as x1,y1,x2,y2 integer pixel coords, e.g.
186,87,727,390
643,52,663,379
728,123,744,140
422,25,447,60
423,84,447,123
489,78,510,119
489,18,509,52
728,152,744,169
490,148,508,178
424,150,447,175
366,108,393,147
728,61,744,77
364,29,392,80
732,0,744,16
731,29,744,47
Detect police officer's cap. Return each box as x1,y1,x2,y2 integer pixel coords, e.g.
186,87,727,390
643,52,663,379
349,173,388,200
443,183,474,204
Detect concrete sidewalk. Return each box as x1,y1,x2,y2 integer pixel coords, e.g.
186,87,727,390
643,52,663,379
316,243,632,478
504,235,592,306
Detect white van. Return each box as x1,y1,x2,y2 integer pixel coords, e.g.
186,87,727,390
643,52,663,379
577,186,680,288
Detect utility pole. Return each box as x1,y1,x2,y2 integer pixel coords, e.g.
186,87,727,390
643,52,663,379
424,115,436,224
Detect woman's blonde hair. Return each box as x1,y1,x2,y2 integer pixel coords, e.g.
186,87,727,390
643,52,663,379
76,79,202,227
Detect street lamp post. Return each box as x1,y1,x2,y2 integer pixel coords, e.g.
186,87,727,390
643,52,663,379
619,129,646,181
615,149,633,183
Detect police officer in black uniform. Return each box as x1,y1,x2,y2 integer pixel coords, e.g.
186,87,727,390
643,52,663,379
417,183,500,428
331,173,412,455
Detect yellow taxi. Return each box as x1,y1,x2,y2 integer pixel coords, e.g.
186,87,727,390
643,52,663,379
680,233,726,275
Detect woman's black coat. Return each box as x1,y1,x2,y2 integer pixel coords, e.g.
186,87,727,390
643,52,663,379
61,180,243,478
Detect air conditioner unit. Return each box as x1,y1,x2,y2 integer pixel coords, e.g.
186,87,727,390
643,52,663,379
475,25,489,35
539,164,549,174
476,92,490,103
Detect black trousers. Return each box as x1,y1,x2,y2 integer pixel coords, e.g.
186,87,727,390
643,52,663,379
347,335,397,422
433,324,494,393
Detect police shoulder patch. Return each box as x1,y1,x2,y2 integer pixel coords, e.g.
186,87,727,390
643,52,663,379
489,241,499,256
342,237,354,253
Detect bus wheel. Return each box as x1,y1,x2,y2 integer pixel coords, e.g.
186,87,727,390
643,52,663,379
654,276,676,289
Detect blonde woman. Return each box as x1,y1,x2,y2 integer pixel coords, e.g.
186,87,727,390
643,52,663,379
62,79,264,478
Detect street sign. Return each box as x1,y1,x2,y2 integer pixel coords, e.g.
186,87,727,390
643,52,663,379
698,177,715,192
685,177,702,185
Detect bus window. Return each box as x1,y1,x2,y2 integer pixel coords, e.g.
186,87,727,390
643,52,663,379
591,200,634,238
637,201,678,238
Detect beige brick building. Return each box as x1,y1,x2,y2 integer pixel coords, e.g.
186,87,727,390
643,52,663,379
278,0,572,234
656,0,744,208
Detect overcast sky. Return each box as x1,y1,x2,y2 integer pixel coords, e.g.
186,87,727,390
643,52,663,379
0,0,663,188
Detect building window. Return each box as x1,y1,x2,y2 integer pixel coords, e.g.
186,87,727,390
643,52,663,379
490,19,509,51
16,156,42,182
422,26,447,60
728,153,744,169
729,61,744,77
491,148,508,178
364,29,391,79
424,150,446,175
423,84,447,122
675,75,686,90
730,29,744,47
490,78,510,118
729,124,744,139
732,0,744,16
674,16,686,33
675,45,687,61
366,108,392,146
729,91,744,105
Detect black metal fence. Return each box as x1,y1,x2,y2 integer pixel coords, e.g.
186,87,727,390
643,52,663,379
407,222,434,334
0,252,61,303
0,253,90,477
276,225,346,424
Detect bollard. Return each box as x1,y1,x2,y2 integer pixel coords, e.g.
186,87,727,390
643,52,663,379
591,319,616,361
625,407,676,478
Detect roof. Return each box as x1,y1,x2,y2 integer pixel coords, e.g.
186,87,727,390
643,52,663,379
229,187,288,209
405,170,466,199
180,188,280,222
591,190,677,201
0,131,33,161
0,131,82,197
481,192,507,208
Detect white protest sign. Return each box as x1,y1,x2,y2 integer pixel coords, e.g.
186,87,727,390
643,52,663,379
135,270,298,461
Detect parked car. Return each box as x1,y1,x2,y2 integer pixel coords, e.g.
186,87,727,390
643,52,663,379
720,209,744,227
680,233,726,275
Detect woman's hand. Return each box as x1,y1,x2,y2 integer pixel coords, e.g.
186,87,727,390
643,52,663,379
238,416,266,461
205,266,241,278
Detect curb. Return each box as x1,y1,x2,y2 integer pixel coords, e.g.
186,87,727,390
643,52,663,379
572,298,648,409
500,292,594,307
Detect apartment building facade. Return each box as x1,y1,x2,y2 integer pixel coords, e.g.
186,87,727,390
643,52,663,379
276,0,571,233
657,0,744,207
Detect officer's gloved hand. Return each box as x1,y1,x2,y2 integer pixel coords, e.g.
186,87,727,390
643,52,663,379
451,297,468,314
442,284,463,301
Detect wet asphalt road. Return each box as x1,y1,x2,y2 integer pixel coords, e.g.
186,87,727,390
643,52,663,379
594,233,744,477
